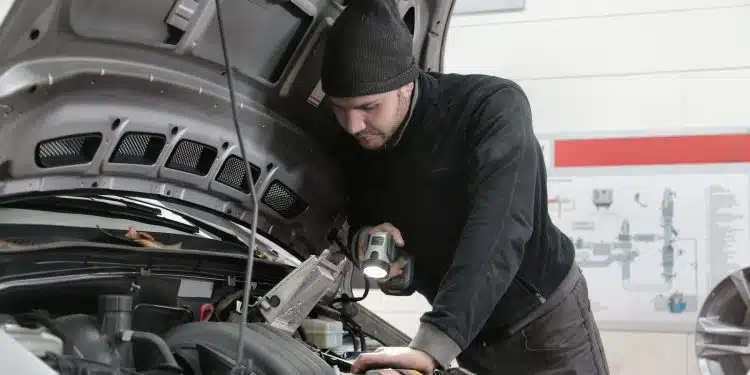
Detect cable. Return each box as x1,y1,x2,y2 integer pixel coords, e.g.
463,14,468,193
330,281,369,304
329,236,370,304
325,236,369,350
213,0,260,372
344,325,359,351
337,310,366,352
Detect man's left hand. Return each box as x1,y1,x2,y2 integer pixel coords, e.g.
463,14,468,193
351,347,438,374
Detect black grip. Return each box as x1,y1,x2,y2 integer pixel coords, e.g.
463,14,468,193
378,256,416,296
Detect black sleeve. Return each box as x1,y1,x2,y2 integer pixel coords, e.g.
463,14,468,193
415,84,538,354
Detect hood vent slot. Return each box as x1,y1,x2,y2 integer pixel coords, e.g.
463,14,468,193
215,155,261,193
109,132,166,165
166,139,217,176
35,133,103,168
262,180,308,219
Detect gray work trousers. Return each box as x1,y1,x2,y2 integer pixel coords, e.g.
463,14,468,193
456,266,610,375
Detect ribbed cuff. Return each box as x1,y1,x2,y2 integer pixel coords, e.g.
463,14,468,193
408,322,461,369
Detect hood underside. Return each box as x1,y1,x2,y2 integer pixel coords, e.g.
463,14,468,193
0,0,453,259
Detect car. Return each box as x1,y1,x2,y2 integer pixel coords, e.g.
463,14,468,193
0,0,457,374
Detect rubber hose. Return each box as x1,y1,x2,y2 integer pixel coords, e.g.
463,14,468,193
115,330,181,372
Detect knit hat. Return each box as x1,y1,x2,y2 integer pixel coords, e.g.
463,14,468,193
321,0,419,98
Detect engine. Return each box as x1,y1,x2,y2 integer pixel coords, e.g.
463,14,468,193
0,247,374,375
1,291,354,375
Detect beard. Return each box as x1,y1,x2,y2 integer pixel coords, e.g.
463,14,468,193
356,94,411,150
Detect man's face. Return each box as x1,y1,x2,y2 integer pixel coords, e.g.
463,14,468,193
329,83,414,150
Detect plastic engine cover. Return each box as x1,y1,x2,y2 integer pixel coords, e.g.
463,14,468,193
164,322,334,375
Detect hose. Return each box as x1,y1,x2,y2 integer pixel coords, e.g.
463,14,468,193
115,330,181,372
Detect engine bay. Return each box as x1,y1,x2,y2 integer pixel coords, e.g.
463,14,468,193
0,258,375,375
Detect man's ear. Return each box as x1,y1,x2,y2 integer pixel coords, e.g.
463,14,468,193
398,81,415,97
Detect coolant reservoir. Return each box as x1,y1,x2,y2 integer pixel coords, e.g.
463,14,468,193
0,323,63,357
300,318,345,349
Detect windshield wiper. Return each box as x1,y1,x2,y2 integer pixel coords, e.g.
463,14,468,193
1,195,200,234
2,195,250,248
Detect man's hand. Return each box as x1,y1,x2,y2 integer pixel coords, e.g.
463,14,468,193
351,347,438,374
357,222,407,279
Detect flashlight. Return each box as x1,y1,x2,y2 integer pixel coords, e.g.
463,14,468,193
362,232,395,279
359,231,416,296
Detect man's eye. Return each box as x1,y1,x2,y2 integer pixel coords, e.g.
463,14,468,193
363,104,378,111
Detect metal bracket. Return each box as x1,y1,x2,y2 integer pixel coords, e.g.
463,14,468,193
258,249,346,333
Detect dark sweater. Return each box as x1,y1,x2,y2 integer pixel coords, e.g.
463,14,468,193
338,71,575,367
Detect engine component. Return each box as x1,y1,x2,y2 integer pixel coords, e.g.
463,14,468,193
115,330,181,373
0,327,58,375
101,294,134,366
100,294,133,337
259,249,346,333
132,303,193,335
0,322,63,357
43,352,181,375
53,294,135,368
300,318,345,349
164,321,335,375
44,293,180,374
53,314,121,364
43,353,140,375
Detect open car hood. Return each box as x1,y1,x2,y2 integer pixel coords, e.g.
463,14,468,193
0,0,454,260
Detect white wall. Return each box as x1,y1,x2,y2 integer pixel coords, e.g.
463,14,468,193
444,0,750,136
361,1,750,375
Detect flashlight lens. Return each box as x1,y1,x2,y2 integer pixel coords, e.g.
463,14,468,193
363,265,388,279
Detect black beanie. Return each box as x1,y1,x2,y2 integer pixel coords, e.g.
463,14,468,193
321,0,419,98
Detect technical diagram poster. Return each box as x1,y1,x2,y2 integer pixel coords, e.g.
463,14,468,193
547,173,749,331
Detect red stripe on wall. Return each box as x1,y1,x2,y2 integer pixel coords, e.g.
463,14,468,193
554,134,750,167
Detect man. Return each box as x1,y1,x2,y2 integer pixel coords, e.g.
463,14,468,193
321,1,610,374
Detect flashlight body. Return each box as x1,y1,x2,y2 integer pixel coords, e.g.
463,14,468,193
363,232,397,276
362,232,416,296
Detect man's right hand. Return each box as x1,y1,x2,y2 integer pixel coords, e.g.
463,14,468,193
356,222,407,280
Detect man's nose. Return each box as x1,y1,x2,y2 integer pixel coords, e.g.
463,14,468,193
345,111,366,134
